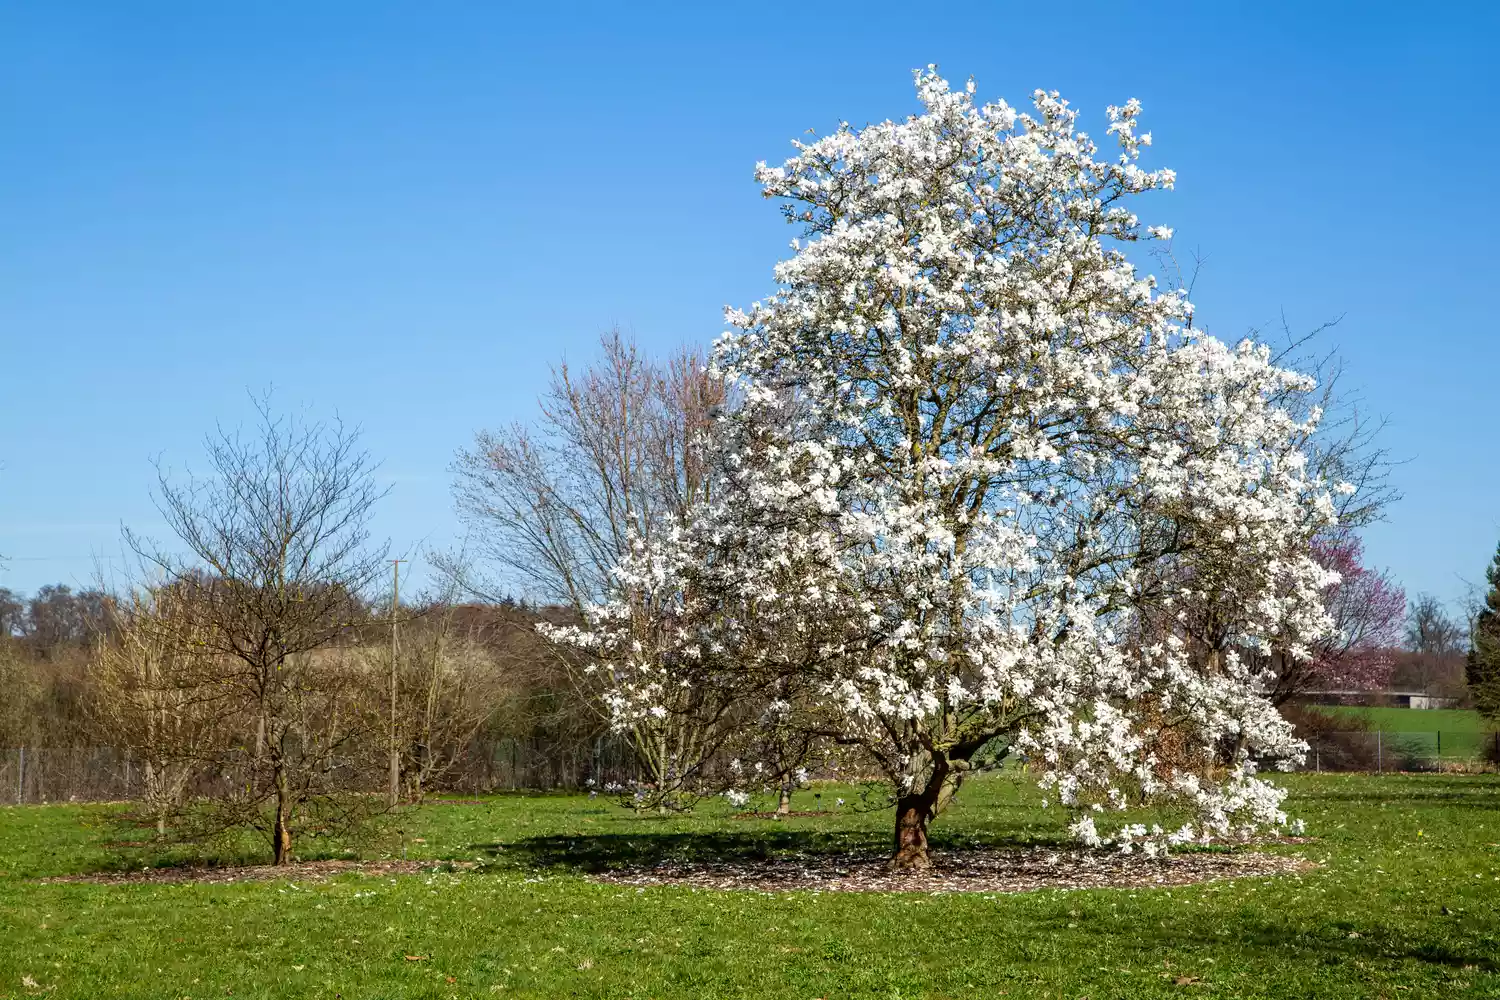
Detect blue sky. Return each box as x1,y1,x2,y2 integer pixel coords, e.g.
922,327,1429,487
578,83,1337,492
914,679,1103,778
1,2,1495,609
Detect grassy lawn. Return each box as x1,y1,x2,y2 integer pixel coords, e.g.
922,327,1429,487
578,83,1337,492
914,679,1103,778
1325,707,1495,734
1,773,1498,998
1321,708,1500,761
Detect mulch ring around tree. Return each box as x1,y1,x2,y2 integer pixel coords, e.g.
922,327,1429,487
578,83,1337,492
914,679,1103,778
588,847,1316,894
41,858,479,886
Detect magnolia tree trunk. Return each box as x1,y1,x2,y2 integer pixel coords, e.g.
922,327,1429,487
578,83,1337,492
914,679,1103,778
890,759,968,870
892,792,936,868
777,779,793,815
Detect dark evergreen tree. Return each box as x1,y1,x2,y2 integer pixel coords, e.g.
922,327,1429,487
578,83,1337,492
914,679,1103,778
1467,542,1500,719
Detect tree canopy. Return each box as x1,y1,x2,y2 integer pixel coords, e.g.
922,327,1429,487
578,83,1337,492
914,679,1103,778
549,71,1343,866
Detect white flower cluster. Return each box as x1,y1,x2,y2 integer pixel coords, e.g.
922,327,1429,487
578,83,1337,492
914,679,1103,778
547,70,1335,851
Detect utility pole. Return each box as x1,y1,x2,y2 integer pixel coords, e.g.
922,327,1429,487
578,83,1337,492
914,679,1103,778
388,559,407,808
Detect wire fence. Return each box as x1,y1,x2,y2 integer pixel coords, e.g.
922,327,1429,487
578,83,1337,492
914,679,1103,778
1299,731,1500,773
0,748,138,804
4,732,1495,804
0,738,641,805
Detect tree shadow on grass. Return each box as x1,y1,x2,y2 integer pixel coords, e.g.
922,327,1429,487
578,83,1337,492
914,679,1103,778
477,829,882,873
478,826,1075,875
480,831,1496,981
474,831,1500,978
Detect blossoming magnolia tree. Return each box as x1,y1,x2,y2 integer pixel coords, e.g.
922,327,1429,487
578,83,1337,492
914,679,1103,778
551,71,1341,868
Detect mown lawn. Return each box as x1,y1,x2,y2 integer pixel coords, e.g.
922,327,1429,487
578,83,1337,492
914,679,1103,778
1,773,1498,999
1326,707,1495,734
1322,707,1500,762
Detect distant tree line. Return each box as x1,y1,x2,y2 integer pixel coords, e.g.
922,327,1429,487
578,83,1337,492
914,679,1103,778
0,587,605,756
0,582,607,816
0,584,110,749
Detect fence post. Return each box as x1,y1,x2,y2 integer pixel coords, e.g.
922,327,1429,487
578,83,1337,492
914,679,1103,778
1436,731,1441,764
1315,745,1320,773
16,747,24,804
1377,731,1383,774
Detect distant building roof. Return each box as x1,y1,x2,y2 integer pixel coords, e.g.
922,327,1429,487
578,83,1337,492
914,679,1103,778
1300,690,1437,698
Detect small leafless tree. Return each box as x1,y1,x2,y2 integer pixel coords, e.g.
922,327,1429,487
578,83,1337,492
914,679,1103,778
452,331,730,808
125,397,390,864
88,584,225,832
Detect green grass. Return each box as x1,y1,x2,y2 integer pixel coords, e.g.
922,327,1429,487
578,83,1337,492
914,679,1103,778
1321,707,1500,761
2,774,1498,998
1326,706,1496,734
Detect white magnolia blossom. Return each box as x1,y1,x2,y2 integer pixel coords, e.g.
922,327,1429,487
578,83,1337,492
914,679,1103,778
547,70,1337,858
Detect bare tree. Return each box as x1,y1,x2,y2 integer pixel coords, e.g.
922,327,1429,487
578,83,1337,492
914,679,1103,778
381,584,503,804
452,329,723,611
1154,246,1400,531
1399,593,1466,699
1270,326,1401,532
126,397,390,865
25,585,109,651
0,588,25,638
0,640,42,749
1406,594,1464,657
452,330,729,808
88,584,224,832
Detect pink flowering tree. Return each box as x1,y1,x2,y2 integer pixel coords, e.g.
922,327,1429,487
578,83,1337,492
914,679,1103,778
1265,532,1404,704
548,71,1340,867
